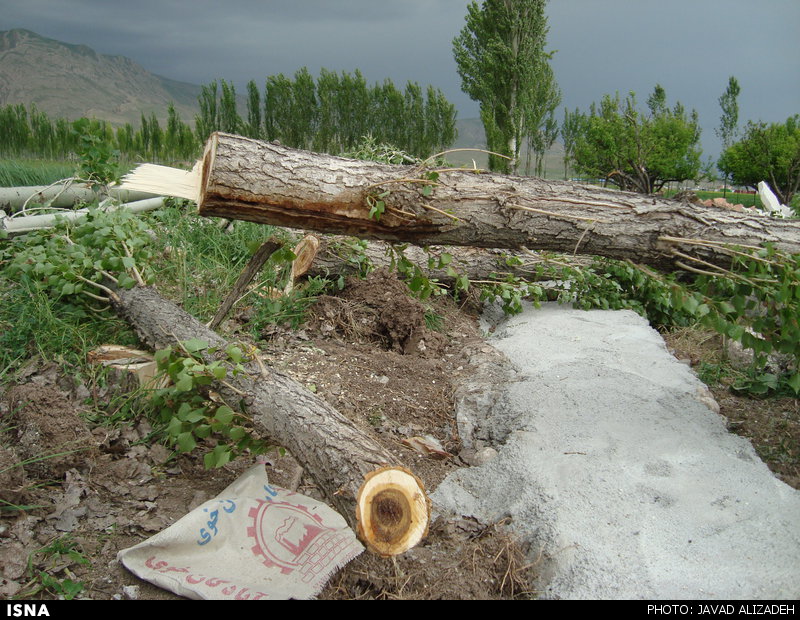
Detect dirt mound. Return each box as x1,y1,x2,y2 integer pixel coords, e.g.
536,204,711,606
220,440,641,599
311,268,447,357
4,383,97,480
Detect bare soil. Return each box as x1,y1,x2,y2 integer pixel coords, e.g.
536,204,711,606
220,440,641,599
1,270,796,600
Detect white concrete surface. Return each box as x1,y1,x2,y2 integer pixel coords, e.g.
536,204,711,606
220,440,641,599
433,303,800,600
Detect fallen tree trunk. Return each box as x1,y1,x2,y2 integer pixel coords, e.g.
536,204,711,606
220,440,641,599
0,184,157,212
112,285,429,556
122,132,800,273
1,197,165,235
307,238,595,287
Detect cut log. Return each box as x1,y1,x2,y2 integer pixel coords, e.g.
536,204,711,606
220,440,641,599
111,285,429,555
1,197,165,235
307,238,595,287
121,132,800,272
0,184,158,212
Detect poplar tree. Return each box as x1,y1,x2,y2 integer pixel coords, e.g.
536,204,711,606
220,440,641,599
716,76,740,196
246,80,262,139
453,0,559,173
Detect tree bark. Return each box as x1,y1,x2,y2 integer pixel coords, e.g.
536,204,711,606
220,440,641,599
306,237,595,287
196,132,800,272
111,285,429,555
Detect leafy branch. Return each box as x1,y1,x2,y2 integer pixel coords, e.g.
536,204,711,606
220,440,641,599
148,339,271,468
3,206,154,309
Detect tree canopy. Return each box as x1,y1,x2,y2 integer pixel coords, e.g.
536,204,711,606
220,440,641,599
569,86,703,194
718,115,800,207
453,0,560,174
195,71,457,159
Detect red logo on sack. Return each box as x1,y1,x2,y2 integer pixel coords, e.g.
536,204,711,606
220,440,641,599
247,500,351,584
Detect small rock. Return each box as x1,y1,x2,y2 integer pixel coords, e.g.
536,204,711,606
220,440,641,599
473,446,499,465
122,585,140,600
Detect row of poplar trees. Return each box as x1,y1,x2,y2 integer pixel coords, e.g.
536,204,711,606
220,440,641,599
194,68,458,158
0,69,457,163
0,102,197,163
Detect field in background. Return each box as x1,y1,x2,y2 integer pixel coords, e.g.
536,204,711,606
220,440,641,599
0,159,77,187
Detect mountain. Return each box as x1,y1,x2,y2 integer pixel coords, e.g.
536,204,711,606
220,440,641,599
0,29,200,126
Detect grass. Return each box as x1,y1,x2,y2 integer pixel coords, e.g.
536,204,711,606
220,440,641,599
0,273,139,378
0,158,77,187
145,203,302,321
145,202,342,332
0,199,336,384
16,535,90,600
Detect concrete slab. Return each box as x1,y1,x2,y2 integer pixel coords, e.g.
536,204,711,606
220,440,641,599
432,302,800,599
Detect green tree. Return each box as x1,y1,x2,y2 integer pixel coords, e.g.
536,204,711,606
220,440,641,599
719,115,800,208
290,67,317,149
716,76,741,196
560,107,585,180
453,0,558,173
219,80,242,134
571,87,703,194
149,112,163,160
246,80,262,139
196,81,219,143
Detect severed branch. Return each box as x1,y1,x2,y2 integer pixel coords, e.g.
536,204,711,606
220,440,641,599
207,239,281,330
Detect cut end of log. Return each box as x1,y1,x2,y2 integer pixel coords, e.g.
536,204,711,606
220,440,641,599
356,466,430,556
120,162,201,202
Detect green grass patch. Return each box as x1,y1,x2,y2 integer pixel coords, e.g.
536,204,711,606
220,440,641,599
0,275,138,378
0,159,77,187
146,203,335,332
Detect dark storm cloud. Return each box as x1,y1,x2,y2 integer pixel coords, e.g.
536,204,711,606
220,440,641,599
547,0,800,157
3,1,798,159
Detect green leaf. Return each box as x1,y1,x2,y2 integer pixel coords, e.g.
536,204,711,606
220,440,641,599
176,402,192,420
214,405,235,424
194,424,212,439
682,295,699,314
228,427,247,441
186,408,207,424
176,432,196,453
117,274,136,289
166,416,183,437
175,372,194,392
153,348,172,367
787,373,800,395
182,338,209,354
204,445,232,469
225,345,244,363
271,247,296,263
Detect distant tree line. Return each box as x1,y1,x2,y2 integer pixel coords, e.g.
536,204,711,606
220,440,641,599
0,68,458,166
194,69,458,158
0,101,198,163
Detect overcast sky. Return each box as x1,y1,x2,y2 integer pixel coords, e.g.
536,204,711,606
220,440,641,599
3,0,799,158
